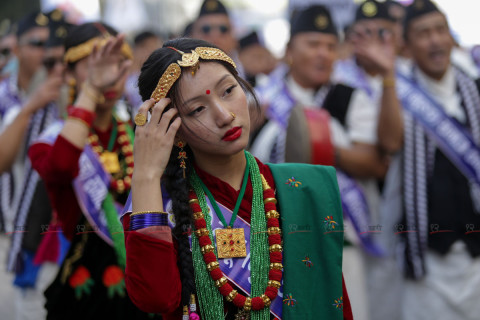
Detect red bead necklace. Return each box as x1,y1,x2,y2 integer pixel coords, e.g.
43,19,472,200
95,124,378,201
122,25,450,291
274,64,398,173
188,174,283,312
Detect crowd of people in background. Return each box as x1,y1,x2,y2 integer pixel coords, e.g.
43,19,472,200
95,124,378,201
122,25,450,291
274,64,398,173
0,0,479,319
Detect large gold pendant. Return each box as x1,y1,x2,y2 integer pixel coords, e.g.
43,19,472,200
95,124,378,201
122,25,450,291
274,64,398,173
100,151,121,174
215,228,247,259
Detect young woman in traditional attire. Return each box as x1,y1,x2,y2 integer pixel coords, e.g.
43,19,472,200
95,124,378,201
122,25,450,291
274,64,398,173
122,37,354,320
28,22,160,319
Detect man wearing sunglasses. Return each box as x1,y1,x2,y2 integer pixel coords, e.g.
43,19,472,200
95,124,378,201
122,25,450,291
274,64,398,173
0,10,63,320
191,0,245,77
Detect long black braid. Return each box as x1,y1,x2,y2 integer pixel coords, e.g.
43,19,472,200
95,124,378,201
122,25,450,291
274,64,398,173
162,144,195,306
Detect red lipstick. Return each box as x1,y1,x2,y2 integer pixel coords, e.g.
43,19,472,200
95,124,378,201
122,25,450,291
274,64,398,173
222,126,242,141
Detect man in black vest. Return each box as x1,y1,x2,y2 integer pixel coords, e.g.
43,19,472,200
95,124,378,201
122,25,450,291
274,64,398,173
378,1,480,318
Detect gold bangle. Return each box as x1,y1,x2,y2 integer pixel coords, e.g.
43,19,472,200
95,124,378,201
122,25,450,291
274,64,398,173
383,77,396,87
81,82,105,104
67,116,90,129
130,211,168,216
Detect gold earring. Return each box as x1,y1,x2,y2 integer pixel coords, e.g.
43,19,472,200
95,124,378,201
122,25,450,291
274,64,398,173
176,141,187,178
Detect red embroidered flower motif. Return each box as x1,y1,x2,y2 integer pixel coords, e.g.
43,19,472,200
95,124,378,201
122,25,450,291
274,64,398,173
324,216,338,231
333,296,344,310
102,265,125,298
69,265,95,300
283,293,297,306
285,177,302,187
302,255,313,267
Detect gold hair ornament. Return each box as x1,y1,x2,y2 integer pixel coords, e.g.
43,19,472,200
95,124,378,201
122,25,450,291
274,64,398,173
150,47,236,103
64,36,133,63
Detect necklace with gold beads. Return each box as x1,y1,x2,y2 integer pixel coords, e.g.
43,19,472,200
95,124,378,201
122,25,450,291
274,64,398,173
189,151,282,319
88,116,134,194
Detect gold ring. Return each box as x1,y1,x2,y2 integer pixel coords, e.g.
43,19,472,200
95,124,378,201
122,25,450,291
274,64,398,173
230,112,236,120
134,113,147,126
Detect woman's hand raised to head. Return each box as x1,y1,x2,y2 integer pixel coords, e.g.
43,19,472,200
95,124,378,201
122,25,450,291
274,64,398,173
133,98,182,182
86,34,132,91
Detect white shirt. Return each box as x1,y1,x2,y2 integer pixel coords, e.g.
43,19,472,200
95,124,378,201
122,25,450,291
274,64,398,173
415,66,465,123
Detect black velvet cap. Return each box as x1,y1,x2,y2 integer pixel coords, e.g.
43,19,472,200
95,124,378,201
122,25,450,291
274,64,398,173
198,0,229,17
46,21,72,48
404,0,441,29
355,0,395,22
290,5,337,38
385,0,405,10
45,9,71,48
16,11,49,37
239,31,260,49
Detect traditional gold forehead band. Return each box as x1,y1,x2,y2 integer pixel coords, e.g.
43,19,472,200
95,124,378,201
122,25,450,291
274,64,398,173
64,36,133,63
150,46,237,102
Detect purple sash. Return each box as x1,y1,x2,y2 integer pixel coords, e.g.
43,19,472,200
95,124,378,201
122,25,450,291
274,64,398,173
396,73,480,186
265,81,296,130
122,192,283,318
36,121,121,244
334,59,374,98
336,171,384,256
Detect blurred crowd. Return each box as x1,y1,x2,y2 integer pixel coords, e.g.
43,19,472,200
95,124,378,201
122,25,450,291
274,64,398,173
0,0,479,319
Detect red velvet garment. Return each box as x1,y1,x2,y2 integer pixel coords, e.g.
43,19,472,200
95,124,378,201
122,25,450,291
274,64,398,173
122,159,353,320
28,124,116,240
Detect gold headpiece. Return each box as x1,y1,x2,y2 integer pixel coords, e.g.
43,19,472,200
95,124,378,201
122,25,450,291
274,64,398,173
150,46,236,102
64,36,133,63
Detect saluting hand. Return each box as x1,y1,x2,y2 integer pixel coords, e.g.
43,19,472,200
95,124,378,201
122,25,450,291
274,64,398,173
350,21,396,77
86,34,132,91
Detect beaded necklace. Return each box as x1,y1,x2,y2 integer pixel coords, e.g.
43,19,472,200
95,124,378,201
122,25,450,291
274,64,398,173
189,151,282,320
87,117,134,194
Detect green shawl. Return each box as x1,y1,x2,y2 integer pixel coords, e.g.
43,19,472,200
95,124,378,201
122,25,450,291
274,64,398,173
269,163,344,319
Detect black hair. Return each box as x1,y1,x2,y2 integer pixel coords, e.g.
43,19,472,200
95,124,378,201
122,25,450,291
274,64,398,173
134,30,159,46
138,37,258,307
64,22,118,70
